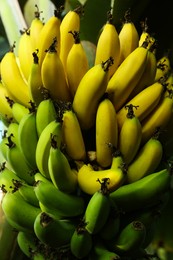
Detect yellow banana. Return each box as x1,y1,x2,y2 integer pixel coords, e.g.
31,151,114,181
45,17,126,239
29,4,44,52
127,133,163,183
138,18,150,47
0,82,13,121
77,151,127,195
66,30,89,97
6,97,29,123
96,96,118,168
62,107,86,161
41,38,71,102
94,10,120,78
117,79,166,130
17,29,33,81
118,9,139,65
0,44,30,107
118,104,142,164
72,57,113,129
154,54,171,82
28,50,44,106
37,8,62,66
59,5,83,71
141,93,173,144
106,42,148,111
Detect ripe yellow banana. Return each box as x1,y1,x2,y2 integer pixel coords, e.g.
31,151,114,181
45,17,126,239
59,6,82,71
41,38,71,102
0,44,30,107
66,30,89,97
154,54,171,82
0,82,13,121
118,104,142,164
96,96,118,168
106,42,148,111
94,10,120,78
138,18,150,47
141,93,173,144
37,8,62,66
72,57,113,129
118,9,139,65
62,107,86,161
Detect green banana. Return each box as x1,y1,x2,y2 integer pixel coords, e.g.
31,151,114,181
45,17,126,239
34,180,85,218
35,119,62,179
48,134,78,193
34,211,76,248
6,96,29,123
7,121,19,147
90,239,121,259
110,168,171,212
1,190,41,233
0,130,8,161
17,231,40,258
34,171,52,185
18,101,38,169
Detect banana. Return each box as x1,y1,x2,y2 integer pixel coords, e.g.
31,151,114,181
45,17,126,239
118,104,142,164
127,132,163,183
1,190,41,233
41,37,71,102
66,30,89,97
0,82,13,121
107,220,146,256
59,5,82,71
6,134,35,185
34,211,77,248
116,78,167,130
29,4,44,52
34,171,52,184
62,106,87,161
17,29,33,81
48,134,78,193
90,240,121,259
0,131,9,161
37,8,62,66
70,221,93,259
138,18,150,47
28,50,44,106
6,97,29,123
154,54,171,82
18,102,38,169
34,180,85,218
110,168,171,212
72,57,113,129
36,91,57,137
94,10,120,78
77,150,127,195
141,93,173,144
96,96,118,168
118,9,139,65
35,119,62,178
84,179,111,234
7,121,20,146
0,44,30,107
106,41,148,111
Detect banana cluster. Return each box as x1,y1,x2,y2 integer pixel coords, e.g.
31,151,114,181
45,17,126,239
0,5,173,260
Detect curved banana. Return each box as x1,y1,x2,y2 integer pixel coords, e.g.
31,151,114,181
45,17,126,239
0,44,30,107
6,97,29,123
62,107,86,161
110,168,171,212
138,18,150,47
77,151,127,195
96,96,118,168
34,180,85,218
91,240,120,259
0,131,9,161
141,93,173,144
127,133,163,183
118,104,142,164
18,102,38,169
106,42,148,111
48,134,78,193
59,6,82,71
118,9,139,65
72,57,113,129
7,121,20,146
1,190,41,233
0,82,13,121
35,119,62,178
94,10,120,78
41,38,71,102
66,30,89,97
154,54,171,82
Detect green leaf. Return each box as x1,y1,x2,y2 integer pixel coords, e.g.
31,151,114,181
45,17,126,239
0,37,9,60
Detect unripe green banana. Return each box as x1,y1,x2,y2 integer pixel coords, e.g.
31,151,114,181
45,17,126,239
34,180,85,218
70,221,93,259
34,171,52,185
1,190,41,233
6,96,29,123
34,212,76,248
90,240,121,259
110,168,171,212
0,130,8,161
7,121,20,147
84,179,111,234
17,231,40,258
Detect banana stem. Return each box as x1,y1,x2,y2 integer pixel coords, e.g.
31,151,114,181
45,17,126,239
0,0,27,54
37,0,55,23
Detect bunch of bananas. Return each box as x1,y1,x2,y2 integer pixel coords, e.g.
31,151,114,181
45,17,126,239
0,4,173,260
